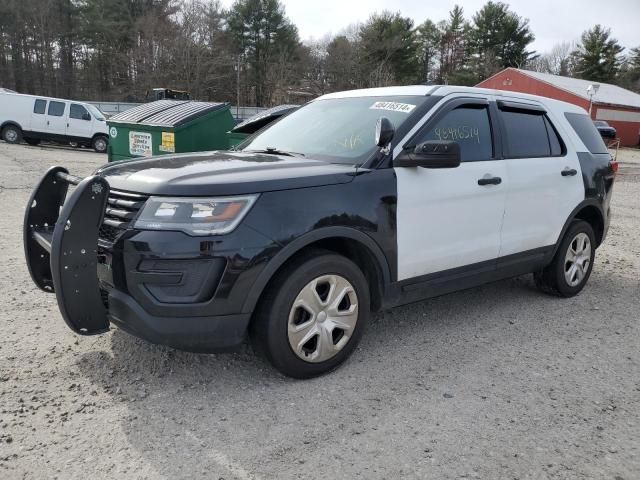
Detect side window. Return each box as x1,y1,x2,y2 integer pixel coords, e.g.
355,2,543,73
501,110,550,158
33,99,47,114
564,112,609,154
544,116,564,156
47,101,66,117
70,104,90,120
415,105,493,162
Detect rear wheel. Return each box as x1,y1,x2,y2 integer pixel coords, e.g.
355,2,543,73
92,135,108,153
2,125,22,144
251,251,370,378
534,220,596,297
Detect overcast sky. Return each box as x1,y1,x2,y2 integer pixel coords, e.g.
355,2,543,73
220,0,639,54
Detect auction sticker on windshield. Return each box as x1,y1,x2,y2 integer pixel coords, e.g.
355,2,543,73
129,131,153,157
370,101,416,113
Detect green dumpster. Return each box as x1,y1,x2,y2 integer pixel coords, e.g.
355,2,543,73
107,100,236,162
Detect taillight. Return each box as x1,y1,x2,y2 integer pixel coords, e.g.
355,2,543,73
609,160,618,175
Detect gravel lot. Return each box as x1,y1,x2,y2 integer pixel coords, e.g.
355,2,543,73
1,142,639,480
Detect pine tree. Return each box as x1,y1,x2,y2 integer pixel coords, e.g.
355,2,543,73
227,0,300,106
358,11,418,87
571,25,624,83
468,1,535,82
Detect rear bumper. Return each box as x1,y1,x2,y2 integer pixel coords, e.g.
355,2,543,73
107,288,250,352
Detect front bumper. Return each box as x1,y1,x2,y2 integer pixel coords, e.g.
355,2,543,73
107,289,250,352
23,167,266,351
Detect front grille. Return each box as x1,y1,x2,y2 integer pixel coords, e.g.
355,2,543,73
98,189,148,248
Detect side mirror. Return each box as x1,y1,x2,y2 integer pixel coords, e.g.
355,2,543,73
375,117,395,147
82,113,91,121
394,141,461,168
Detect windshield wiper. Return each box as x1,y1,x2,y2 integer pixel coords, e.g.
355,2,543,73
244,147,306,157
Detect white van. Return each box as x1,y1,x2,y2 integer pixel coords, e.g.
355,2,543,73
0,91,109,153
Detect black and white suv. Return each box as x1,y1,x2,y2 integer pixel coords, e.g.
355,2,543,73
24,86,616,378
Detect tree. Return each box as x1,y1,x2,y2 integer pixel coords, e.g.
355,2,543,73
416,19,440,83
571,25,624,83
618,46,640,92
468,1,535,82
437,6,468,84
325,35,358,91
227,0,301,106
358,11,418,87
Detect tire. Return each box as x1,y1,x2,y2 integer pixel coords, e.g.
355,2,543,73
24,137,41,146
92,135,108,153
251,250,370,379
2,124,22,144
534,220,596,297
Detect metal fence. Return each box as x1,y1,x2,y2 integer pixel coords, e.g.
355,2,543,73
89,101,266,121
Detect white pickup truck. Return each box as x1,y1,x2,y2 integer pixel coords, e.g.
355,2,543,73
0,91,109,153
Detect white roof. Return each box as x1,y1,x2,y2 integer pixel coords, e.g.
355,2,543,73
318,85,437,99
513,68,640,109
316,84,587,114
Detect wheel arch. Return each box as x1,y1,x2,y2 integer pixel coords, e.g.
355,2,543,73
242,227,392,315
1,121,23,133
553,200,605,257
91,132,108,143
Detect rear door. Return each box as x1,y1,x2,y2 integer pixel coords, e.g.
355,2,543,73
67,103,93,140
46,100,68,136
497,99,583,256
394,95,507,280
30,99,48,133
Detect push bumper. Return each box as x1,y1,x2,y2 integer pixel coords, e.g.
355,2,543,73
23,167,252,350
24,167,111,335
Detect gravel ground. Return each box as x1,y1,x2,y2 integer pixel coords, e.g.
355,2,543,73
1,142,639,480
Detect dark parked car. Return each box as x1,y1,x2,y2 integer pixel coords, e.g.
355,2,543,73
24,86,617,378
594,120,616,139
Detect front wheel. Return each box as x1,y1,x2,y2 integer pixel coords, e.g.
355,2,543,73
92,135,108,153
251,251,370,378
534,220,596,297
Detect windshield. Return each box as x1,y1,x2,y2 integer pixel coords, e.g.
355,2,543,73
86,104,105,121
594,120,608,127
241,96,428,165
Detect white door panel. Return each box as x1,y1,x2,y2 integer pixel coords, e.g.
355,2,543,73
67,104,93,140
30,99,48,133
396,160,507,280
500,154,583,256
46,101,68,135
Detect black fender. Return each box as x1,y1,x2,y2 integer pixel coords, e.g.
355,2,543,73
241,226,392,314
551,199,605,258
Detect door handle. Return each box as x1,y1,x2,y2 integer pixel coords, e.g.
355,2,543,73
561,168,577,177
478,176,502,186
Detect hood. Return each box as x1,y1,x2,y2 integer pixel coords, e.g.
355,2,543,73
95,151,358,196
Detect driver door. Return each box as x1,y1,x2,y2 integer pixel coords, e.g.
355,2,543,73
394,96,507,281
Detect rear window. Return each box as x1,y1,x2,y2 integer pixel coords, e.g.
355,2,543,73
565,113,609,154
501,110,550,158
48,101,66,117
33,99,46,114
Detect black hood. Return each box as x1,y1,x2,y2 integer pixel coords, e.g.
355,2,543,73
95,151,358,196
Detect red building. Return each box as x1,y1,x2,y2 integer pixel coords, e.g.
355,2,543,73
477,68,640,147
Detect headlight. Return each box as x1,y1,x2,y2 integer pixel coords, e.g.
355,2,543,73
133,195,258,236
